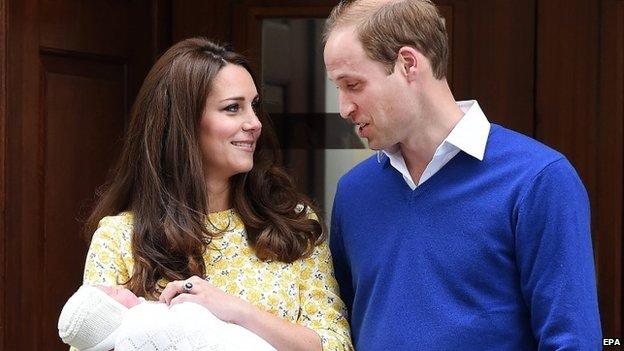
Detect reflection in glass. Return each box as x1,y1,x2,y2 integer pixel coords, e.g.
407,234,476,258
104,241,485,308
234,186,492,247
262,18,372,222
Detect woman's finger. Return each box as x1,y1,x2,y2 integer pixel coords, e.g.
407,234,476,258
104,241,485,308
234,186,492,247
179,276,207,295
158,280,185,304
187,275,203,284
170,292,194,306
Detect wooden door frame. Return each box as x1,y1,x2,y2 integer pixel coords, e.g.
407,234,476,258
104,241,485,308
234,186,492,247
231,1,336,67
2,0,44,349
596,0,624,338
0,0,7,346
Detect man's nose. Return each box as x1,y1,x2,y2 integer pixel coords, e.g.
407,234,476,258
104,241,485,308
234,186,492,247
339,94,356,120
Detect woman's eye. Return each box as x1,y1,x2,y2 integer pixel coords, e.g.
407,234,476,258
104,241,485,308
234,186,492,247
224,104,239,113
251,100,260,112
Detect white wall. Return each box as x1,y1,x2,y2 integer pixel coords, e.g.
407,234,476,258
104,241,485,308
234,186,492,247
324,74,373,225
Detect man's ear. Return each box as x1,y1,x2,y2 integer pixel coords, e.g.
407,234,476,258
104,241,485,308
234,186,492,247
396,46,419,81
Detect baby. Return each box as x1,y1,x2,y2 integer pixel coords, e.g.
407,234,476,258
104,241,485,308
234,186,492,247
58,285,276,351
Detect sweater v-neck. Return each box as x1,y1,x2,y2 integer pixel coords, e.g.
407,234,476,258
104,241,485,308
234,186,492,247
381,150,473,199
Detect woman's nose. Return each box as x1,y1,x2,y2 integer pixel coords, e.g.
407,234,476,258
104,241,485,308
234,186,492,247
243,112,262,133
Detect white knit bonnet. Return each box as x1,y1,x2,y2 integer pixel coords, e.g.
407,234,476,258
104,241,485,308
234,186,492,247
58,285,128,351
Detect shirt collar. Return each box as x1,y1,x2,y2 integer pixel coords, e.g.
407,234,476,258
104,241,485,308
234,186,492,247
377,100,490,162
445,100,490,160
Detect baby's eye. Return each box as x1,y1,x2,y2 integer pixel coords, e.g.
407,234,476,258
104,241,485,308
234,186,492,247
224,104,240,113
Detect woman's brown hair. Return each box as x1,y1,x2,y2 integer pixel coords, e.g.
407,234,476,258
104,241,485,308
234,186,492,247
85,37,324,299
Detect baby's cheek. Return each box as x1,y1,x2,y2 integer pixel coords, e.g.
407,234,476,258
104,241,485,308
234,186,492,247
119,290,141,308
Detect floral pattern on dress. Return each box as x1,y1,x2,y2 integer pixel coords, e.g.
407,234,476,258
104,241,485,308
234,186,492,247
83,210,353,351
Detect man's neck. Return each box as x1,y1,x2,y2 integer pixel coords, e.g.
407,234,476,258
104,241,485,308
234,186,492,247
399,90,464,183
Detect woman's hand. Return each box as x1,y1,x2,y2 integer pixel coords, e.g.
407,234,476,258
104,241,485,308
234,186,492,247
158,275,251,324
159,275,322,351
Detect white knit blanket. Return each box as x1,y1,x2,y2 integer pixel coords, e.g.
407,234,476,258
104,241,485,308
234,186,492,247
114,302,276,351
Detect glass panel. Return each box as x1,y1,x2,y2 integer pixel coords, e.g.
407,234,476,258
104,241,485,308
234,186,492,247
261,18,373,224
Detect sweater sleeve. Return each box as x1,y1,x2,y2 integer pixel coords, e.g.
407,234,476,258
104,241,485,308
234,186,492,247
514,158,602,350
297,237,353,351
329,182,354,318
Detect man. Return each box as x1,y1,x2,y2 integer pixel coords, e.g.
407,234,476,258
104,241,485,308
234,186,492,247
324,0,602,350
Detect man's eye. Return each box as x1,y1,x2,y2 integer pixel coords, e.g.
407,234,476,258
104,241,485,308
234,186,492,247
224,104,239,113
347,82,359,90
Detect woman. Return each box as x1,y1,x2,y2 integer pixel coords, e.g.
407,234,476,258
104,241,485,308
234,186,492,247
82,37,352,351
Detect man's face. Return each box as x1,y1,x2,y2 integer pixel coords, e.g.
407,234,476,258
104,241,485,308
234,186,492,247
324,26,412,150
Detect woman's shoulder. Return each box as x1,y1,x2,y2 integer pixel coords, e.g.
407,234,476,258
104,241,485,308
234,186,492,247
96,211,135,234
88,212,134,253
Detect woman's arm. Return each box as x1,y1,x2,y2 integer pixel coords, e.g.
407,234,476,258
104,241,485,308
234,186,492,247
160,240,353,351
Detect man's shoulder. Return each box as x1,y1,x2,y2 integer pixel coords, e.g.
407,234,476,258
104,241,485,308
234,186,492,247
487,124,565,169
485,124,586,197
338,154,382,188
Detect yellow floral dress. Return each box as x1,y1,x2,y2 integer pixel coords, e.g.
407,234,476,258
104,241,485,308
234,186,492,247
83,210,353,351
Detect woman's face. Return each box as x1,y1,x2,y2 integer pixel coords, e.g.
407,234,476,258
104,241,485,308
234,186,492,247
199,64,262,182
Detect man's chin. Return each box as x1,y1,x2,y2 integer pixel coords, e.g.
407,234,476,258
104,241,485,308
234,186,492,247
363,138,380,150
367,139,387,151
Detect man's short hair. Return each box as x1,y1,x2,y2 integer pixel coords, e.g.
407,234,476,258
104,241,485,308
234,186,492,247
324,0,449,79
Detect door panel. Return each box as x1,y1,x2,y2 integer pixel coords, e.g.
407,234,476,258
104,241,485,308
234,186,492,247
41,52,127,346
438,0,536,135
40,0,131,56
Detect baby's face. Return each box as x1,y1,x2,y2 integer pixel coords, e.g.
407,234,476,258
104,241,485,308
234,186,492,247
97,285,140,308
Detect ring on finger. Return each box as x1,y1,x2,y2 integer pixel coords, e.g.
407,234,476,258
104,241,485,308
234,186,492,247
182,280,193,293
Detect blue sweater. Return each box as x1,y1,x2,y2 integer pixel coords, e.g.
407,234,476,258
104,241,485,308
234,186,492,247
330,124,601,350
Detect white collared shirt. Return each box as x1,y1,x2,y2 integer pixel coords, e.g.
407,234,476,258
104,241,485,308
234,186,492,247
378,100,491,190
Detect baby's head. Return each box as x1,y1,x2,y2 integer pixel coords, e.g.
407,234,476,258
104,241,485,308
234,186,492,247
96,285,140,308
58,285,139,350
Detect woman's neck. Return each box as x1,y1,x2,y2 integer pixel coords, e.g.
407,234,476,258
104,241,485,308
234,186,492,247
205,178,231,213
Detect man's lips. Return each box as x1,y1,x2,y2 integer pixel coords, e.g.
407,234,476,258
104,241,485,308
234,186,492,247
355,122,370,137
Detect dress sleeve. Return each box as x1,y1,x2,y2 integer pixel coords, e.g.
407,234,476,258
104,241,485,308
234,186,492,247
83,215,131,286
67,217,130,351
515,158,602,349
297,237,353,351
